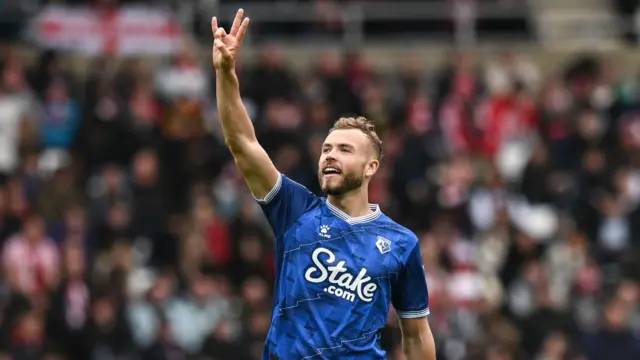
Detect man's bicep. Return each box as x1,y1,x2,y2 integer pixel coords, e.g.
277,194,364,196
233,140,280,200
392,242,430,318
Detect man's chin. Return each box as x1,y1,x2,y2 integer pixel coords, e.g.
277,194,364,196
321,184,345,196
324,189,346,196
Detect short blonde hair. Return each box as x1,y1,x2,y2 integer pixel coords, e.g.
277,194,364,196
329,116,383,159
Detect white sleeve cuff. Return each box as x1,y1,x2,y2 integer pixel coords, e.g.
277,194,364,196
396,308,430,318
253,173,282,204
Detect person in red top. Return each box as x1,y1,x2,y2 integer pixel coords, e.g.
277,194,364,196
476,86,539,158
2,215,59,295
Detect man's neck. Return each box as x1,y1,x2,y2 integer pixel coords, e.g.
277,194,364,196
327,189,372,218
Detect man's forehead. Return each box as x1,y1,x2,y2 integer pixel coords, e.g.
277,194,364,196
323,129,369,147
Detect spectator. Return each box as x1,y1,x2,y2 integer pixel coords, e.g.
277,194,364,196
36,155,83,225
2,214,59,296
165,268,233,354
9,311,47,360
140,315,189,360
130,148,165,237
0,181,21,246
87,293,136,359
45,244,91,360
39,78,80,150
0,55,39,176
581,298,640,360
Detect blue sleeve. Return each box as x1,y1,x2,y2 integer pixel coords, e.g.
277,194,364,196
255,173,319,239
391,242,430,318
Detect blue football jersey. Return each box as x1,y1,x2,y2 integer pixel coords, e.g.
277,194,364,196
256,173,430,360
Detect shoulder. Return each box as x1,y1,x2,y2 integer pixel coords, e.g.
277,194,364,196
2,236,26,259
279,173,318,198
375,215,420,252
3,235,23,250
258,172,319,205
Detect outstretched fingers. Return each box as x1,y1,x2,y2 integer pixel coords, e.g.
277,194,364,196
230,8,244,37
213,9,247,44
237,17,250,44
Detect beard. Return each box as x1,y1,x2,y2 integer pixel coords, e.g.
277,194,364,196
319,170,364,196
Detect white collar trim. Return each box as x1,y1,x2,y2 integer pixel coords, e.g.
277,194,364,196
326,201,381,224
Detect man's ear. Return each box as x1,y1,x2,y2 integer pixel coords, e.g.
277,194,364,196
365,159,379,178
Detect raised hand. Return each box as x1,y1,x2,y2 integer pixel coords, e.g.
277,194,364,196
212,9,250,72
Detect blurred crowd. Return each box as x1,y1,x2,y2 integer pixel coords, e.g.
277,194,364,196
0,0,533,46
2,36,640,360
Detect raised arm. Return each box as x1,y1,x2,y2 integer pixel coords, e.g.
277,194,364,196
212,10,278,199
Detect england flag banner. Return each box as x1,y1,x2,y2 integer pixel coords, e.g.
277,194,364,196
31,5,183,56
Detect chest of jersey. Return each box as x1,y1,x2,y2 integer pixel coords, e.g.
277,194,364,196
279,212,403,305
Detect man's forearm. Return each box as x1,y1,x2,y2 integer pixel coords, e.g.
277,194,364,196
210,10,279,198
403,335,436,360
216,69,257,151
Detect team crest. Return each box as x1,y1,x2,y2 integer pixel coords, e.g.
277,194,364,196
376,236,391,254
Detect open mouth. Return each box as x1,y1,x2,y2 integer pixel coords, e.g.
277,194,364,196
322,167,341,176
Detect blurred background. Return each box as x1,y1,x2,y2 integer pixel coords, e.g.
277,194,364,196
1,0,640,359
